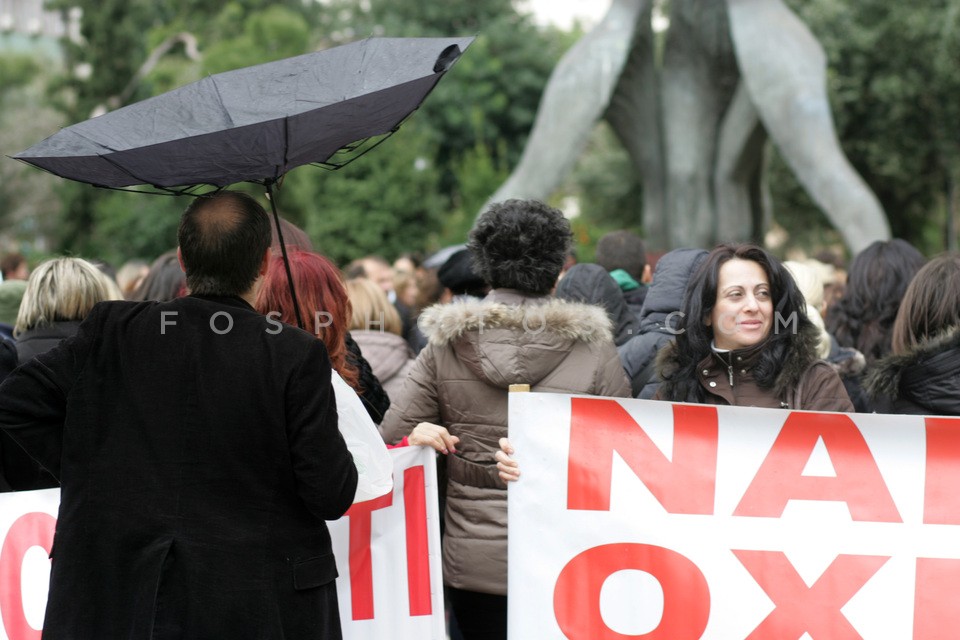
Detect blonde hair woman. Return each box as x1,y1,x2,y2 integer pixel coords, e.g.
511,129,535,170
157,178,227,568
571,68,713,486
14,257,122,364
346,277,415,400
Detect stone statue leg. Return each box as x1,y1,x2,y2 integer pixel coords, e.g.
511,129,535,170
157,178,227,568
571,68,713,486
481,0,648,213
714,79,767,243
660,0,741,248
726,0,890,252
605,1,667,249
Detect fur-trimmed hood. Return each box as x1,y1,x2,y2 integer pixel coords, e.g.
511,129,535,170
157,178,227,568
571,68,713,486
864,327,960,414
656,317,823,402
417,295,614,388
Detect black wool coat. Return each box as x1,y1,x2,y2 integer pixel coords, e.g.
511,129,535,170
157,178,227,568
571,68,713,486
0,295,358,640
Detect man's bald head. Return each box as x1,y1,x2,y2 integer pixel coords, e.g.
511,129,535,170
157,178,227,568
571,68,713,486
178,191,271,297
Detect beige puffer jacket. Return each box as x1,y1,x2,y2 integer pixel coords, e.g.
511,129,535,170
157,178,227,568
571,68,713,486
380,289,631,595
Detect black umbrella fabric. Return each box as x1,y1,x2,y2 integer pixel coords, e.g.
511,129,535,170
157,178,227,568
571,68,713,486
14,36,474,190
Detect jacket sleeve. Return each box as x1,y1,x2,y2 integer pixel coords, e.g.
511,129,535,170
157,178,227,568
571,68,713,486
797,361,854,413
618,334,662,397
0,306,101,481
379,345,442,444
594,341,632,398
345,333,391,424
286,339,358,521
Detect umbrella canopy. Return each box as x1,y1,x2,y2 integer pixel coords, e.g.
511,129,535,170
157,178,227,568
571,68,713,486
14,36,474,190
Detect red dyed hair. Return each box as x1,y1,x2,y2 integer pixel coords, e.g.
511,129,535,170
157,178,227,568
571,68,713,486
255,250,360,391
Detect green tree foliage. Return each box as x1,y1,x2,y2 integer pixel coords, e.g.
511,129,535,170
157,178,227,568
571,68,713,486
41,1,316,261
284,123,444,265
776,0,960,254
0,55,64,248
0,55,39,96
312,0,571,252
571,123,644,232
23,0,567,266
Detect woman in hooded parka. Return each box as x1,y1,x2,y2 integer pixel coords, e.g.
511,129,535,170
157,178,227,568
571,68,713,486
380,199,630,640
865,254,960,415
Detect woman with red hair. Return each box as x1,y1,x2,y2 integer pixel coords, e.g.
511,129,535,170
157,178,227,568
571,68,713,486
255,249,390,423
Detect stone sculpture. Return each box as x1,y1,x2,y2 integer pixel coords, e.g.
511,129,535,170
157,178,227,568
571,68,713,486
485,0,890,252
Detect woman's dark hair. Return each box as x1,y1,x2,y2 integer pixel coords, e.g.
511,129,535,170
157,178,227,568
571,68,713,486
890,253,960,355
468,199,572,295
178,190,272,297
128,250,186,302
659,243,814,403
826,239,926,364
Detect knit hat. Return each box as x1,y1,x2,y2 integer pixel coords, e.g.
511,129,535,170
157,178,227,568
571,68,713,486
438,248,486,295
0,280,27,325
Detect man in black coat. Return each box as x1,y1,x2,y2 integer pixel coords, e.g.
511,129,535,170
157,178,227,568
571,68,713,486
0,191,358,639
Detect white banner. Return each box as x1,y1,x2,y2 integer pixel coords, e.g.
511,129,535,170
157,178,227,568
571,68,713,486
508,393,960,639
0,446,443,640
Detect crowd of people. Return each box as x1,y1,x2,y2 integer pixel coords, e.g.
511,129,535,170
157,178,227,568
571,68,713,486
0,193,957,639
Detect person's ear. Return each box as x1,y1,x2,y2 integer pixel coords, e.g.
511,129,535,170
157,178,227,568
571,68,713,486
259,249,271,276
641,263,652,284
176,247,186,273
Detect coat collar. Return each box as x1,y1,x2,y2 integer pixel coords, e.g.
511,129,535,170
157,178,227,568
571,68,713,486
865,327,960,401
659,319,822,401
187,294,255,312
417,295,613,347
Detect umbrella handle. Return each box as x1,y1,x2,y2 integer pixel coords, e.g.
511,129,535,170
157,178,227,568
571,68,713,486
265,181,305,331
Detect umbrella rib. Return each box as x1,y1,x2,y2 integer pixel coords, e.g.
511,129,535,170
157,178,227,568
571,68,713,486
208,75,236,127
98,153,165,189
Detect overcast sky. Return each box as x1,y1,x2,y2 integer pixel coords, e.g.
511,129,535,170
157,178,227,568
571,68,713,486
522,0,609,29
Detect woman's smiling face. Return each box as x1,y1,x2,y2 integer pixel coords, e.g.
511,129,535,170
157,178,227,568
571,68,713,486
709,259,773,351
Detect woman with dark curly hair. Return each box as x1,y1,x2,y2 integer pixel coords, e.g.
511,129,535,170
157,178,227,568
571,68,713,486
825,239,926,410
381,199,630,640
653,243,852,410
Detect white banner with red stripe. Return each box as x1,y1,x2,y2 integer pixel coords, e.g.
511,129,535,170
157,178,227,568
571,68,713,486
508,393,960,639
0,446,443,640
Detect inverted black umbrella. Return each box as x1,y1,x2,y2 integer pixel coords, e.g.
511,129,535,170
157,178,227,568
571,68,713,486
14,36,473,327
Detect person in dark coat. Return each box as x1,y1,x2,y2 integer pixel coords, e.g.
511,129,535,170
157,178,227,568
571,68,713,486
595,230,651,320
14,257,123,365
654,243,852,411
555,263,640,346
3,258,122,491
0,279,26,342
617,248,708,397
825,239,926,412
0,191,357,640
865,254,960,415
0,338,30,492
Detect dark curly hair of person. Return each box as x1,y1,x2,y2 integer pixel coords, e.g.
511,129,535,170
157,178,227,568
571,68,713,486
467,199,572,295
825,239,926,365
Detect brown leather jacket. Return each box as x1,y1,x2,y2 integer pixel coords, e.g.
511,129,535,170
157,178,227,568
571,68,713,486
380,289,631,594
655,322,853,412
690,348,852,411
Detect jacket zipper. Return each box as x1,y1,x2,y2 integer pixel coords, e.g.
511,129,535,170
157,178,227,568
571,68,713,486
722,352,734,386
